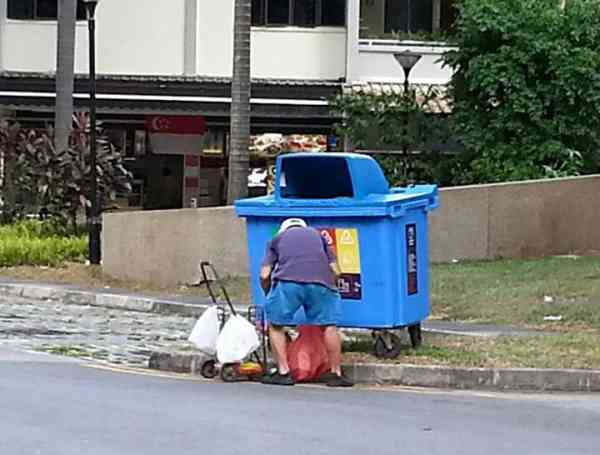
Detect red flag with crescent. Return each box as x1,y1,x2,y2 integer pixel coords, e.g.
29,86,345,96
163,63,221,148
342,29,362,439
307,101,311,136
146,116,207,155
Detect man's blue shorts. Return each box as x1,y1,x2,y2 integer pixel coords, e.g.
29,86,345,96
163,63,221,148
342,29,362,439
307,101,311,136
266,280,342,326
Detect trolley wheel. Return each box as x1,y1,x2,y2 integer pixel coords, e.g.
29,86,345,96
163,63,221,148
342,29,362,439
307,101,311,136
408,324,423,349
374,333,402,359
220,363,240,382
200,360,218,379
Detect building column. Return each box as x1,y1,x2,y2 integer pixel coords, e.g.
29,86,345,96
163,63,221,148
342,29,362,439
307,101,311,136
0,0,7,71
345,0,360,83
184,0,199,75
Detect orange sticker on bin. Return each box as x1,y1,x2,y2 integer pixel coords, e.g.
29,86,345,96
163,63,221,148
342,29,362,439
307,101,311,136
319,228,337,251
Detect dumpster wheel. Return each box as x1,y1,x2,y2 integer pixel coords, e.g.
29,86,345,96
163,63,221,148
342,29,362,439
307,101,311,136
374,332,402,359
408,324,423,349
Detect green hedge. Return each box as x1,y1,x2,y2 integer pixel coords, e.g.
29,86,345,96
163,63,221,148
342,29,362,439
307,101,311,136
0,221,87,267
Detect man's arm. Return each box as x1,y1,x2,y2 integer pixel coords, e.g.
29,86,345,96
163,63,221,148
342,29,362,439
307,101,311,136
322,235,340,283
260,238,278,295
260,265,273,295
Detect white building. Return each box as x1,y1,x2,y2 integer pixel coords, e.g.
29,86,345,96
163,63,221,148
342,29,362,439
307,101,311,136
0,0,456,208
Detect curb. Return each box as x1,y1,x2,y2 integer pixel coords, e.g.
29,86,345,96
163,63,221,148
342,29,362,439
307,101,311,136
4,281,600,392
147,351,600,392
0,282,220,317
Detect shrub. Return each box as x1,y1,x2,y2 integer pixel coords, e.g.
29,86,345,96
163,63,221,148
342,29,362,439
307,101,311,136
0,221,87,267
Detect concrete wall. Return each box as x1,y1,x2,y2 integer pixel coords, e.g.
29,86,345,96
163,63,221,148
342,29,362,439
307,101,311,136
1,0,187,75
251,27,346,80
102,175,600,286
353,41,454,84
195,0,346,79
0,0,345,79
102,207,248,287
429,175,600,262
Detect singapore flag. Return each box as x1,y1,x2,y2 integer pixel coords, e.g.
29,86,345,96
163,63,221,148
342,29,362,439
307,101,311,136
146,116,207,155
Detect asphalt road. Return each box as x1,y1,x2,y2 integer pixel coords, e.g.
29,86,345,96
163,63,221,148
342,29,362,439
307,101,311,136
1,348,599,455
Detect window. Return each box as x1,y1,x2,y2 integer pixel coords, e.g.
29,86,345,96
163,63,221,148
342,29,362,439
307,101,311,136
268,0,290,24
252,0,346,27
440,0,457,32
293,0,316,27
360,0,458,39
386,0,433,34
7,0,87,21
322,0,346,26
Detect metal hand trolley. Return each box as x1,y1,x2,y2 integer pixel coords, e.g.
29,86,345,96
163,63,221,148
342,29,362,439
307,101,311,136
193,261,269,382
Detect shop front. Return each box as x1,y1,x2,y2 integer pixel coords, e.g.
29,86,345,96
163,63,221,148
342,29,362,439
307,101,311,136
0,73,342,211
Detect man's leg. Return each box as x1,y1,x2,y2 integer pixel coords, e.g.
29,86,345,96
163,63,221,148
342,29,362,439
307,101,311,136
323,325,342,376
304,285,353,387
263,282,301,385
269,324,290,375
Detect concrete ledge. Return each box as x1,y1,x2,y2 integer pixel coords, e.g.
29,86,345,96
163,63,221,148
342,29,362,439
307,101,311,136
147,352,600,392
148,352,211,375
0,282,216,317
150,300,209,317
344,364,495,389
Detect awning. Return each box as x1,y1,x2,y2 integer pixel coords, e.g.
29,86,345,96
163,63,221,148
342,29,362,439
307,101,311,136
342,82,452,114
0,71,342,121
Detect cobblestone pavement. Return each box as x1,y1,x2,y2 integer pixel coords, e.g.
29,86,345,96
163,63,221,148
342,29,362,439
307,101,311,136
0,296,197,367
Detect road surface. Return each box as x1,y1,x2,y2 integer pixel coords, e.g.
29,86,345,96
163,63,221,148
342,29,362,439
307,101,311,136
1,348,599,455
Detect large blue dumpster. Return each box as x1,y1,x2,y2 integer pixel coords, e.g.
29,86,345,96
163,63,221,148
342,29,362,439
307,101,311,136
235,153,438,352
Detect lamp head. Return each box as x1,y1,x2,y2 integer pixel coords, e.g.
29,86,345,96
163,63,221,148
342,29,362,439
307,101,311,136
82,0,100,19
394,51,422,77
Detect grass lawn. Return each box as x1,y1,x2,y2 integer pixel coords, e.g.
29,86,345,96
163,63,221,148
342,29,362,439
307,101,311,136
343,332,600,370
430,256,600,331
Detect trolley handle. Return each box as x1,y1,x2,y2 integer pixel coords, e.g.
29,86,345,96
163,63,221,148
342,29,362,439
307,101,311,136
199,261,237,316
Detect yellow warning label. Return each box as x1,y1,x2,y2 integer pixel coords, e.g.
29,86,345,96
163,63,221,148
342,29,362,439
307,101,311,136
335,228,360,274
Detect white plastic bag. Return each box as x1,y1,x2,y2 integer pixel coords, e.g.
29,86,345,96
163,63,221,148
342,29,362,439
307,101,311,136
216,315,260,364
188,306,220,355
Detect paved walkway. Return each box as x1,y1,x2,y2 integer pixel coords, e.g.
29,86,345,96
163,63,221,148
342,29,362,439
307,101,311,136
0,278,545,370
0,295,194,367
0,278,543,337
423,321,542,337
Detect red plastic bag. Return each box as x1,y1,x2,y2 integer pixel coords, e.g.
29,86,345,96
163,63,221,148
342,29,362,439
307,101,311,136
287,326,330,382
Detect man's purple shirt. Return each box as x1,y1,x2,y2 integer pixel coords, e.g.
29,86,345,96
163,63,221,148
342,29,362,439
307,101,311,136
261,227,337,290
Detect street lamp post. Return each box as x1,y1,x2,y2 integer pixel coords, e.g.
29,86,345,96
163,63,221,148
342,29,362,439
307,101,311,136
394,51,422,184
83,0,101,264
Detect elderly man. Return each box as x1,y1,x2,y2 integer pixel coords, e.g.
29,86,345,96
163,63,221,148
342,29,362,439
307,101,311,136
260,218,353,387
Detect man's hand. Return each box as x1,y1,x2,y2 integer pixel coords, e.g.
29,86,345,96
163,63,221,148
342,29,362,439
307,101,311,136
329,262,342,291
260,265,272,295
330,262,341,279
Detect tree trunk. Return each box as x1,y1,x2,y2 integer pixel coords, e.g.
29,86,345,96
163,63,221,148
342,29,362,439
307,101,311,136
54,0,77,154
227,0,252,204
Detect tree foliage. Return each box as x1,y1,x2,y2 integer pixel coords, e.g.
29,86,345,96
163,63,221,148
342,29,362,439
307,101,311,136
331,87,456,186
444,0,600,183
0,114,132,227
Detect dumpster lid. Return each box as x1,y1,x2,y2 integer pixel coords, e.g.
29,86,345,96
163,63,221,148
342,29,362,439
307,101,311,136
235,184,439,218
274,153,389,200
